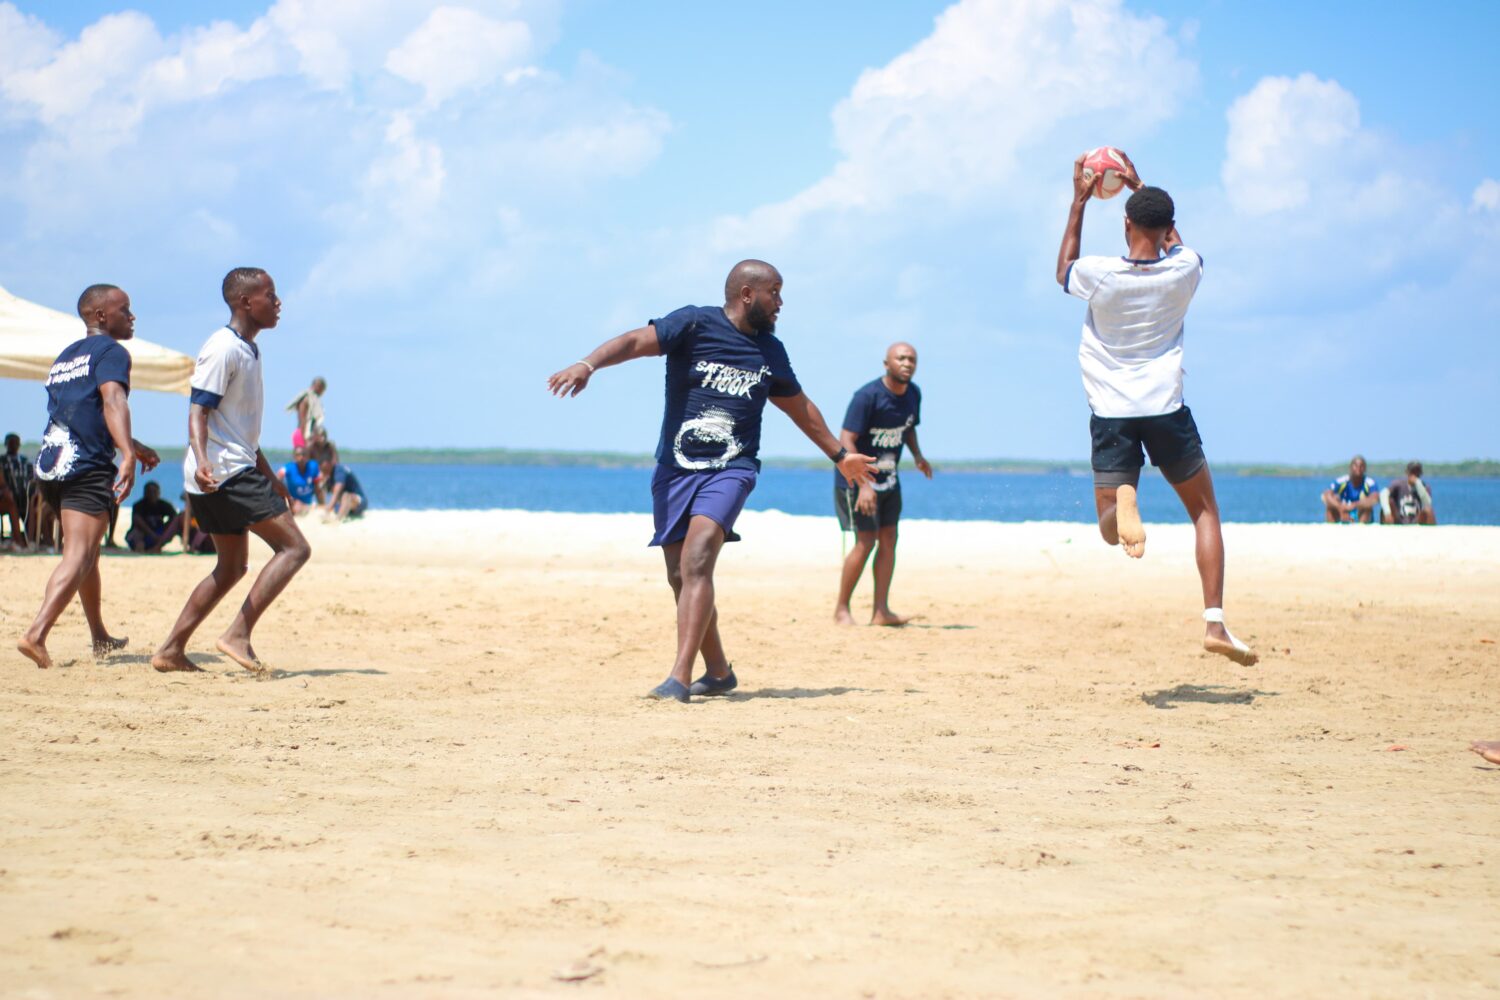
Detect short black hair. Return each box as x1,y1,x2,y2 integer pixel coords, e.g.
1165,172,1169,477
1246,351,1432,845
1125,186,1175,230
76,283,121,320
4,433,18,446
222,267,269,306
1406,460,1423,477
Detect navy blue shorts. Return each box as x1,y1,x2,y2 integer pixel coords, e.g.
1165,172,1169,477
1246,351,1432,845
650,465,757,546
1089,405,1206,488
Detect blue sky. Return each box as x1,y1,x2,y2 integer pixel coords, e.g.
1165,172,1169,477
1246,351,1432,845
2,0,1496,463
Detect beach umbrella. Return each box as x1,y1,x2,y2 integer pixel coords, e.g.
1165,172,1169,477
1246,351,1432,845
0,283,193,394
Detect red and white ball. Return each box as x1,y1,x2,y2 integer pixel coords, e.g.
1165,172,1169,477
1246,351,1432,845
1081,146,1129,200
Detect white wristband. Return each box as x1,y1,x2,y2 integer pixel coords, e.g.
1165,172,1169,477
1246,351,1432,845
577,359,596,372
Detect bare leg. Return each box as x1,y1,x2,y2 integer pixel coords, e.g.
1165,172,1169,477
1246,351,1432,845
662,516,726,687
663,540,731,678
17,508,108,669
76,550,127,657
215,512,312,671
834,532,876,625
1470,740,1500,765
870,524,913,626
151,532,250,672
1169,466,1257,665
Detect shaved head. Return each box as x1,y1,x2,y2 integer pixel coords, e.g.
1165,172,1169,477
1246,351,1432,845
723,259,781,302
886,342,916,362
77,284,121,319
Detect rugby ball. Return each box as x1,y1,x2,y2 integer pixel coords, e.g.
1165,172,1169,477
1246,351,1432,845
1081,146,1128,200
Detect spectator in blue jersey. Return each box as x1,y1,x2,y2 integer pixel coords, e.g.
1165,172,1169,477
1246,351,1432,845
17,284,160,668
1321,454,1378,523
833,342,933,627
548,259,876,703
277,445,323,515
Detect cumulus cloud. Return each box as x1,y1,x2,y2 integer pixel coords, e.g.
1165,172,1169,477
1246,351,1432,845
716,0,1194,247
1473,178,1500,213
385,5,533,106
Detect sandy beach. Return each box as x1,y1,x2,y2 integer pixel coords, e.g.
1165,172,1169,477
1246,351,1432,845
2,510,1497,998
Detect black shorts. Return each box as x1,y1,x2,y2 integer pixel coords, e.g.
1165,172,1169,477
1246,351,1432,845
1090,405,1207,488
189,468,288,536
835,484,902,533
37,467,115,516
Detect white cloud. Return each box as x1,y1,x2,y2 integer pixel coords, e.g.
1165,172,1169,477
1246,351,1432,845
716,0,1194,247
1473,178,1500,213
0,2,57,75
1,12,162,127
385,6,533,107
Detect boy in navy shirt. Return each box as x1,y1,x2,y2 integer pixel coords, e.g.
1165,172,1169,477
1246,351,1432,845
17,284,159,668
833,342,933,626
549,259,875,702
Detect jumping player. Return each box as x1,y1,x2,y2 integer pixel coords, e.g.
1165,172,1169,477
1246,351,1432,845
151,269,310,674
547,260,875,702
833,341,932,626
1056,152,1257,666
17,284,160,668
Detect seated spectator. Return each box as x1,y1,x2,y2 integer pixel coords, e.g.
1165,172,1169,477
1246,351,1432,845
326,464,368,522
306,428,339,497
125,481,181,553
278,445,323,515
1,432,34,549
1381,461,1437,525
1322,454,1378,523
179,494,216,554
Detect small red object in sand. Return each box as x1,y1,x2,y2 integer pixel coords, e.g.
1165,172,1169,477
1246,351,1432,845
1386,745,1409,752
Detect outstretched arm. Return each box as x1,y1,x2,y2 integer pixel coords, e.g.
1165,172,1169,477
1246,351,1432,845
1056,152,1092,286
547,325,661,398
771,392,877,488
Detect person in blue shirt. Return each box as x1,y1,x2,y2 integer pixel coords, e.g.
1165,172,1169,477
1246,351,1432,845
833,342,933,627
549,259,875,703
1321,454,1378,523
17,284,160,669
277,445,323,515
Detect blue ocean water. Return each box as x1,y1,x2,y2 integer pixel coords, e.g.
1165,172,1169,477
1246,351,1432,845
119,463,1500,526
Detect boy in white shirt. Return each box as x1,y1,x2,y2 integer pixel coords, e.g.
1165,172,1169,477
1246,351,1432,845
1056,152,1256,666
151,268,311,674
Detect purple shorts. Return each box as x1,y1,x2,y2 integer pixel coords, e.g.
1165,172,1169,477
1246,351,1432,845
649,465,757,547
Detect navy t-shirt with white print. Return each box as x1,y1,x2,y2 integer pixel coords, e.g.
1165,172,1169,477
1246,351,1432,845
836,378,920,492
652,306,801,472
36,335,131,482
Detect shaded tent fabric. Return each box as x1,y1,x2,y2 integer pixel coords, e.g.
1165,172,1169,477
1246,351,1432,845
0,283,193,394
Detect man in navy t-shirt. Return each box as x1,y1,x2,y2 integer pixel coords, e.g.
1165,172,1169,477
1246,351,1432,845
17,284,160,669
549,259,876,703
833,342,933,627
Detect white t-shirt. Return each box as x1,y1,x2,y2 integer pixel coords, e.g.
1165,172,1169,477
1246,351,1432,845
1065,245,1203,418
183,326,265,494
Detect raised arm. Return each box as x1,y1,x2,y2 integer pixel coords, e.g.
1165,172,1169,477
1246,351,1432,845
98,381,137,502
547,325,662,398
1056,152,1092,286
771,392,876,488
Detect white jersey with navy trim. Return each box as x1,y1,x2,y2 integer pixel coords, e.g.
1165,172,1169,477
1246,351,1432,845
183,326,264,494
1065,244,1203,418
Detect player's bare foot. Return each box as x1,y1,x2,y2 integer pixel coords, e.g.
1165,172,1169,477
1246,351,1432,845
1204,622,1258,666
1470,740,1500,765
151,649,204,673
834,607,857,626
216,636,268,675
92,634,129,660
871,610,918,627
17,634,52,669
1116,484,1145,558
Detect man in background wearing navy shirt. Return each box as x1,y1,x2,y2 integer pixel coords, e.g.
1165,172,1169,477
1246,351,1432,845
833,342,932,626
549,259,875,703
17,284,159,668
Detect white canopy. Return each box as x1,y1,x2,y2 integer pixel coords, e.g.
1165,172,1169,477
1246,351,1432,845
0,283,193,394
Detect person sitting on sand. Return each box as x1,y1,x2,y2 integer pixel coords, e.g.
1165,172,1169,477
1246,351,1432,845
306,428,339,500
278,445,323,515
17,284,160,668
125,480,181,553
325,464,367,522
152,268,310,675
1056,152,1257,666
1322,455,1378,523
1380,461,1436,525
833,341,933,627
548,259,876,703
